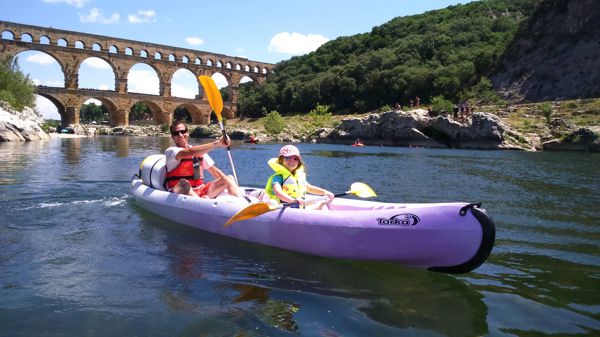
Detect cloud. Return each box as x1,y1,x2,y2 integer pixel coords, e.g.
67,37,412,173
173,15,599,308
127,70,159,95
185,36,204,46
81,57,112,70
24,53,56,65
79,8,120,24
42,0,90,8
98,84,110,90
171,84,196,99
268,32,329,55
35,96,60,120
128,10,156,23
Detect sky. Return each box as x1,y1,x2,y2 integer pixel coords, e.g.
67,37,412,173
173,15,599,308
1,0,472,119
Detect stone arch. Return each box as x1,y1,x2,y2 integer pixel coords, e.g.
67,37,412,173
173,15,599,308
130,99,165,125
127,63,160,95
37,93,66,123
57,38,67,47
171,68,199,99
20,33,33,42
75,40,84,49
40,35,50,44
78,56,117,90
1,29,15,39
12,49,66,87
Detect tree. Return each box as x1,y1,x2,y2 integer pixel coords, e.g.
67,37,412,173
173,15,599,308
0,56,35,111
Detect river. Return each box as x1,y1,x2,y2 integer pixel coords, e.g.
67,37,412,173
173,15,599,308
1,136,599,336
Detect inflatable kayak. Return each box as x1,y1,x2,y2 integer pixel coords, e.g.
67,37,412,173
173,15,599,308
132,155,495,274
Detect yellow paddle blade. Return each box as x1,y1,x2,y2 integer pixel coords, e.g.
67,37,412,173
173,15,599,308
348,182,377,198
198,75,224,121
224,202,278,228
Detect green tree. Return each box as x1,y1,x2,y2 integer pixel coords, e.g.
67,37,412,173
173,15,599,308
263,110,285,134
0,56,35,111
430,95,453,116
130,102,150,121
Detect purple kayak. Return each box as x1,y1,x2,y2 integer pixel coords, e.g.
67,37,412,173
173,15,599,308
131,155,495,274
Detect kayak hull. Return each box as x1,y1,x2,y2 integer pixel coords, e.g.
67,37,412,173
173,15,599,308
131,179,495,273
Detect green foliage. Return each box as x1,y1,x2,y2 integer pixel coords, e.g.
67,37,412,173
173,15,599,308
130,102,151,121
41,120,60,133
80,102,109,122
379,104,393,113
160,123,170,133
263,110,285,134
238,0,538,116
462,77,506,105
430,95,454,116
0,56,36,111
540,102,553,124
308,103,332,127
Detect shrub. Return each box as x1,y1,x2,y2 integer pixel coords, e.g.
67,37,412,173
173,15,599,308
160,123,170,133
378,104,393,113
263,110,285,134
308,103,332,128
540,103,553,124
0,57,35,111
430,95,453,116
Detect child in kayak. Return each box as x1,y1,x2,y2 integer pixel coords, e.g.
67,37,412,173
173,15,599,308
264,145,334,208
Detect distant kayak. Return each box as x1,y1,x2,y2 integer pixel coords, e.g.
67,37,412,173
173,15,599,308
131,154,496,274
244,138,258,143
352,143,364,147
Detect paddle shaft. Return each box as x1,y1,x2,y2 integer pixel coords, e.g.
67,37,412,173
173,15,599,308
219,122,239,185
280,191,349,207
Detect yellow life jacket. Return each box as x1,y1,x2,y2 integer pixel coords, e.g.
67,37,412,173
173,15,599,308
264,158,307,205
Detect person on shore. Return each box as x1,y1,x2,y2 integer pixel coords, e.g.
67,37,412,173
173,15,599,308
164,120,243,199
265,145,334,208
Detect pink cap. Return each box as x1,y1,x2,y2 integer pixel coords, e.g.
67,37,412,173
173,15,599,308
279,145,301,159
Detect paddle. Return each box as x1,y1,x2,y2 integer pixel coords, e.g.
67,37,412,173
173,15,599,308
224,182,377,228
198,75,239,185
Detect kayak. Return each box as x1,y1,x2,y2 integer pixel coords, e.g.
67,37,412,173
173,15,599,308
132,155,495,274
244,138,258,143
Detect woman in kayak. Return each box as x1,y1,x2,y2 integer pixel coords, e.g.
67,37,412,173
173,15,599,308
265,145,334,208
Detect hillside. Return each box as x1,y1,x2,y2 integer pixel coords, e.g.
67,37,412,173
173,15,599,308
491,0,600,101
238,0,541,117
238,0,599,117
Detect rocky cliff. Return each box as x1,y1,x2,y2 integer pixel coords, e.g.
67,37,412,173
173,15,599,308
491,0,600,102
313,110,536,151
0,102,49,141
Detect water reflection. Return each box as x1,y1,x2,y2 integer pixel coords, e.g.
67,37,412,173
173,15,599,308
149,213,489,336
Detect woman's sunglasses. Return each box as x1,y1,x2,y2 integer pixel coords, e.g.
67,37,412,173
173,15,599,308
171,129,188,136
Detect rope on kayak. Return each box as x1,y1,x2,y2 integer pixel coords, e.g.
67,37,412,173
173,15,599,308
459,202,482,216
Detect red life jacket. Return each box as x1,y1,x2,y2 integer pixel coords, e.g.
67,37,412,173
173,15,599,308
164,156,204,190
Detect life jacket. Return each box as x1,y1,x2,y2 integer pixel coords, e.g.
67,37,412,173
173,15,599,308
264,158,307,205
164,156,204,190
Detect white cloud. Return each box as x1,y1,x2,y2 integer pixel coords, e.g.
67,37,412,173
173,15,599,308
79,8,120,24
171,84,196,99
42,0,90,8
25,53,56,65
268,32,329,55
82,57,112,70
127,70,159,95
35,96,60,120
185,36,204,46
98,84,110,90
128,10,156,23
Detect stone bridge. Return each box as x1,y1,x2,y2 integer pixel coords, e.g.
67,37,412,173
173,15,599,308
0,20,274,126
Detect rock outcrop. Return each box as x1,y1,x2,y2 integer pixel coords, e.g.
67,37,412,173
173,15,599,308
315,110,535,151
542,128,600,152
0,102,49,141
491,0,600,102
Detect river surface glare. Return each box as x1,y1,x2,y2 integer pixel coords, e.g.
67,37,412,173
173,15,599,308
1,136,599,336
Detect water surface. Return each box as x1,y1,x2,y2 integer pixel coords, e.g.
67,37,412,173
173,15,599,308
1,136,598,336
